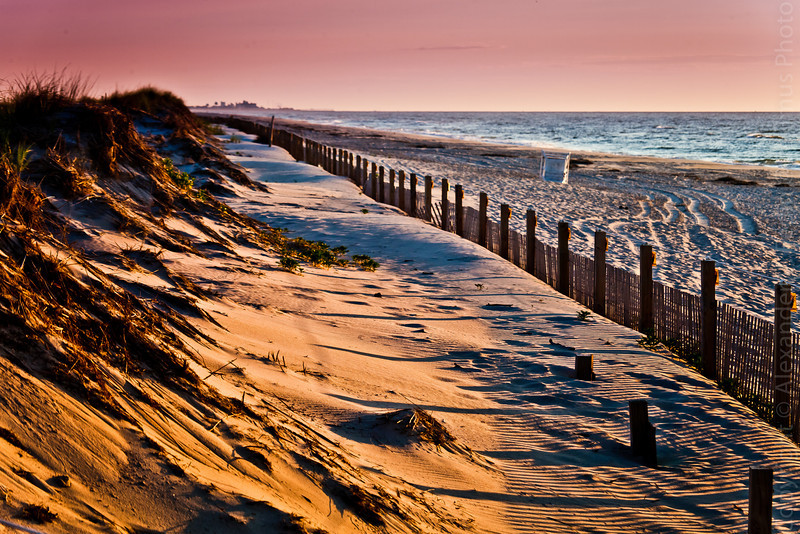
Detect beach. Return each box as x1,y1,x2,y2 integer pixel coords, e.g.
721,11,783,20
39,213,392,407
203,127,800,532
1,92,798,532
212,114,800,324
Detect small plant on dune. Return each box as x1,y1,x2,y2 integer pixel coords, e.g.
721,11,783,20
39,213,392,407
162,157,193,190
576,310,591,321
637,329,661,350
351,254,379,272
200,120,225,136
279,256,303,274
280,238,349,269
228,134,242,144
0,139,32,176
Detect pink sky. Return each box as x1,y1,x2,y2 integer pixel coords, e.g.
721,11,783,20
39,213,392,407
1,0,797,111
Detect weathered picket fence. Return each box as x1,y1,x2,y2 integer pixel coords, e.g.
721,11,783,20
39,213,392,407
214,115,800,443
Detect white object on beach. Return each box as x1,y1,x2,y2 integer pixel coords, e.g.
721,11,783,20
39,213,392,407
540,151,570,183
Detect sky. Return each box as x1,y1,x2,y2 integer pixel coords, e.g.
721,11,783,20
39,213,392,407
1,0,798,111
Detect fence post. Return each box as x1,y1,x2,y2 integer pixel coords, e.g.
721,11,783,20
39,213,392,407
557,221,570,295
639,244,654,333
748,467,773,534
775,283,793,429
349,153,354,180
424,176,433,221
500,204,511,260
356,155,362,186
371,162,378,199
441,178,450,231
594,230,607,316
628,400,657,467
455,184,464,237
398,171,406,212
701,260,718,380
410,173,418,216
575,354,594,381
479,192,488,248
526,210,537,277
268,115,275,146
389,169,396,206
378,166,385,203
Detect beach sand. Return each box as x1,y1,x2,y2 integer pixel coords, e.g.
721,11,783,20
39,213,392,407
220,115,800,323
2,109,799,533
201,128,800,532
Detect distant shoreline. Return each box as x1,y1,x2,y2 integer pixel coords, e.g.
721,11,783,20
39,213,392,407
192,108,800,171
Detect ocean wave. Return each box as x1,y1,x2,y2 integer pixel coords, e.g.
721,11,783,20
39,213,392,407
655,125,676,129
747,132,784,139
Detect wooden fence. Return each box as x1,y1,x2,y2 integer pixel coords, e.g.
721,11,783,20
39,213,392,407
214,116,800,444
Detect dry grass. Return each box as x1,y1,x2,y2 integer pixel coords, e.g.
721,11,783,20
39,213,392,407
17,503,58,523
385,408,456,448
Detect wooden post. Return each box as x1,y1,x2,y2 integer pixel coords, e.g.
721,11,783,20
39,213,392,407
389,169,396,206
371,162,378,199
594,230,607,316
628,400,657,467
639,244,654,333
455,185,464,237
356,155,362,186
557,221,570,295
774,283,793,429
701,260,718,380
424,176,433,222
349,153,354,180
479,192,488,248
441,178,450,231
410,173,418,217
500,204,511,260
379,166,386,203
526,210,537,277
398,170,406,212
268,115,275,146
748,468,773,534
575,354,594,381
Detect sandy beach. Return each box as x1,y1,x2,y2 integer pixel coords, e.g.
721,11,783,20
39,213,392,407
199,126,800,532
1,93,798,533
212,115,800,325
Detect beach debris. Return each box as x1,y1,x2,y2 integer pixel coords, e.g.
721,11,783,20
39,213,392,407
549,339,577,351
540,151,570,183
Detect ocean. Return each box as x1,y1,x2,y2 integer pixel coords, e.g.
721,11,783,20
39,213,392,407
210,110,800,170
